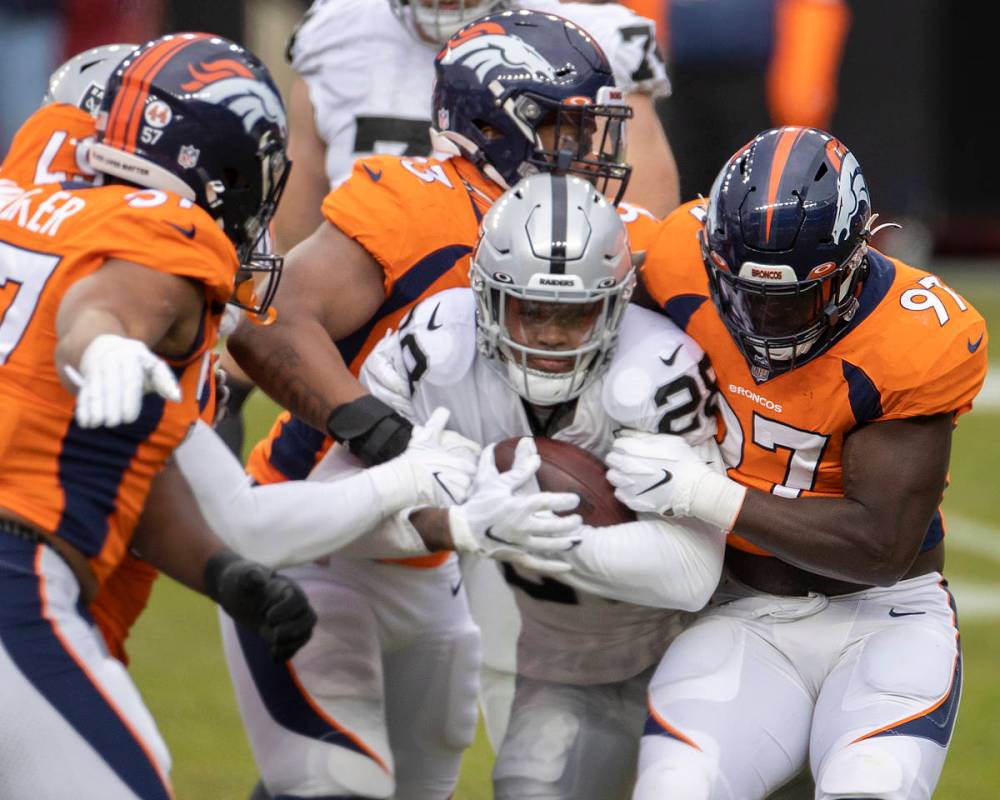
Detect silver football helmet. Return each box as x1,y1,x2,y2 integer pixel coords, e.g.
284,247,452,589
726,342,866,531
471,173,635,405
44,43,137,115
388,0,508,45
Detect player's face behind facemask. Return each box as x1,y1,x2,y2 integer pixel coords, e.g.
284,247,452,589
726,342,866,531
390,0,508,45
472,173,635,406
431,10,632,203
89,33,292,322
700,126,874,382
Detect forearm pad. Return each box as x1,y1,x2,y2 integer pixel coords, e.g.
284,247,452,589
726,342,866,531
326,394,412,467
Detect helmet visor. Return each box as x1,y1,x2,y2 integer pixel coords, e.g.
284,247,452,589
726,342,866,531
716,274,828,339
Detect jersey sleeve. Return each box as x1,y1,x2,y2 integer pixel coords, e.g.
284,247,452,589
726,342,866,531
878,312,988,421
603,306,718,445
95,190,238,305
321,156,412,286
360,288,477,408
322,155,465,293
0,104,97,186
640,200,709,308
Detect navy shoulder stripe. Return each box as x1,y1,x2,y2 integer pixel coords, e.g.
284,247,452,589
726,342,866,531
662,293,708,332
841,359,883,424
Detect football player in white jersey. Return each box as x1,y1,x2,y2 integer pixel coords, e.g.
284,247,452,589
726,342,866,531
217,0,676,453
275,0,677,250
235,172,724,800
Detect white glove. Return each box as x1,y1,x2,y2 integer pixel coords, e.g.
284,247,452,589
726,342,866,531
449,437,583,574
368,407,480,511
361,331,412,411
67,334,181,428
605,431,746,531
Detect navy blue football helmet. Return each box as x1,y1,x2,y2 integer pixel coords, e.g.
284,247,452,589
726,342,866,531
700,127,873,382
431,10,631,203
90,33,290,319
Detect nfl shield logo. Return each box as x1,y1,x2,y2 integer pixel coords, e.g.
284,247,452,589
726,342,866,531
750,365,769,382
177,145,200,169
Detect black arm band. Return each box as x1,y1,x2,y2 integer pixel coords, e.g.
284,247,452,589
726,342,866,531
326,395,413,467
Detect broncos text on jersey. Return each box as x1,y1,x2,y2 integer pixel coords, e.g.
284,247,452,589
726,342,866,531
642,200,988,555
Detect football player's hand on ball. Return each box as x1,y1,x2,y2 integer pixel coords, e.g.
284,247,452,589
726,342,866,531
449,437,583,574
204,550,317,662
605,430,745,531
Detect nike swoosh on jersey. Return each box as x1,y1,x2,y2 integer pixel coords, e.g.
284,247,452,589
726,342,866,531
166,222,196,239
450,577,463,596
968,333,984,353
362,163,383,182
659,345,682,367
888,608,927,617
636,469,672,495
427,303,443,331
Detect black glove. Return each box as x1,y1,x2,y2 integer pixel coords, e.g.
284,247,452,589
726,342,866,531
204,550,317,662
326,394,412,467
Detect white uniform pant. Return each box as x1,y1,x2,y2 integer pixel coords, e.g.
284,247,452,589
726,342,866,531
0,536,172,800
221,554,481,799
459,553,519,751
493,667,653,800
634,571,961,800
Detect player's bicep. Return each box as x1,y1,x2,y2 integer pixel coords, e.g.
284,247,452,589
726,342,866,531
275,221,385,341
56,258,203,352
841,413,953,550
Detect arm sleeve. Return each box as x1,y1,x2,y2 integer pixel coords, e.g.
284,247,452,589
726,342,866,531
174,421,407,568
556,514,725,611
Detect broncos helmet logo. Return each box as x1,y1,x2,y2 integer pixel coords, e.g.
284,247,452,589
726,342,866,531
195,76,287,139
181,59,255,91
438,31,563,84
831,145,870,245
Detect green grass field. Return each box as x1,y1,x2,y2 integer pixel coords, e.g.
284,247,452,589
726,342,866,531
129,261,1000,799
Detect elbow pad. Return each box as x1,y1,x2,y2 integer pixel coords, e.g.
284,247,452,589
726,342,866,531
326,394,412,467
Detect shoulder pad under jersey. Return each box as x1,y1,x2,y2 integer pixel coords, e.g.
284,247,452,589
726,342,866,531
603,305,717,443
393,288,477,390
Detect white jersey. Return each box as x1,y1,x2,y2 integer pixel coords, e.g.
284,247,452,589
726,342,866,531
362,288,720,685
289,0,671,187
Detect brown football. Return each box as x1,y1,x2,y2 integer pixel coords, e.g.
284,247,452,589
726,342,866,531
494,436,636,527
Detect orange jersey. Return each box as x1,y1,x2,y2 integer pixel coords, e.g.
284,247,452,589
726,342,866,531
0,178,236,589
643,200,988,555
246,154,660,487
0,103,99,187
3,106,222,661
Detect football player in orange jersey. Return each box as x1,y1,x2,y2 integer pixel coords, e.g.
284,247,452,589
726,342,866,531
225,10,661,794
0,34,324,799
604,127,988,799
7,44,535,675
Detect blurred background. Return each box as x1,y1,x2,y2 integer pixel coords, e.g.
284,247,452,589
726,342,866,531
2,0,995,797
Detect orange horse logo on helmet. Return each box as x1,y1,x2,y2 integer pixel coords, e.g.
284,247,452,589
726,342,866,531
181,59,255,92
